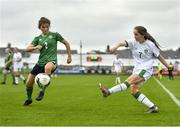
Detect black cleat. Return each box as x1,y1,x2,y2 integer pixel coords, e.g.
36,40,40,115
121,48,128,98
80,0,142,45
23,99,32,106
146,105,159,113
99,83,111,97
36,91,44,101
23,79,26,85
1,82,6,85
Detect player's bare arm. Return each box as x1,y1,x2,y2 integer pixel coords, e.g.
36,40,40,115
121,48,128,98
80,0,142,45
158,54,172,68
26,44,42,52
110,41,127,53
61,39,72,64
5,59,12,67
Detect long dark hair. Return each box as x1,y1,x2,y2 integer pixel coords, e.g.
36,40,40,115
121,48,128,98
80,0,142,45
134,26,160,49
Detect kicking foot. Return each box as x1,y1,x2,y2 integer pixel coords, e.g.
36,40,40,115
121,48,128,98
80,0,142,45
36,91,44,101
23,99,32,106
99,83,110,97
146,105,159,113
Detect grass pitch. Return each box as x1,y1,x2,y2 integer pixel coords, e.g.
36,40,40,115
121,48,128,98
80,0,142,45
0,74,180,126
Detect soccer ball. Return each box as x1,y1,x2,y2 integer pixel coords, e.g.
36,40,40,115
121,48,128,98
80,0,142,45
35,73,50,88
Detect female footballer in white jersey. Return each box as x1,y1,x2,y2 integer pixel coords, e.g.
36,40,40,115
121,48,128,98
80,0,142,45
113,53,123,84
13,47,26,85
99,26,172,113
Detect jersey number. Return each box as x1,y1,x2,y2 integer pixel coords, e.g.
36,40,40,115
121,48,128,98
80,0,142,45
44,42,48,49
138,52,143,58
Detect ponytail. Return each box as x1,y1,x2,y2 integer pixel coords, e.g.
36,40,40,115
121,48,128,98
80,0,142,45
145,32,160,49
134,26,161,49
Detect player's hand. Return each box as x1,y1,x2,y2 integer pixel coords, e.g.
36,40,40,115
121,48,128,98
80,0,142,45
34,45,42,50
110,47,117,54
67,56,72,64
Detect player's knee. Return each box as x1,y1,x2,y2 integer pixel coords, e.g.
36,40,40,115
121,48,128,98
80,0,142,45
45,63,54,74
131,89,136,96
130,86,139,96
45,66,52,74
127,79,133,85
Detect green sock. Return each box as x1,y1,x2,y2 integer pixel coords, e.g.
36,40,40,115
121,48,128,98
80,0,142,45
134,91,154,108
40,82,50,92
3,74,7,82
40,87,46,92
26,87,33,100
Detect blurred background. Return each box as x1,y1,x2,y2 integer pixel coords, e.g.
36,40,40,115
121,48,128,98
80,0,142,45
0,0,180,75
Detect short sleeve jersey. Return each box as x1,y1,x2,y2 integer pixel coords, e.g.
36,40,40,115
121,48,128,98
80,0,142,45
13,52,22,63
31,32,64,66
113,57,123,68
125,38,160,70
5,52,13,67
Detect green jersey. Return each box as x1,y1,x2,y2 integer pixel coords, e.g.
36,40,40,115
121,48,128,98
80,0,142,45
31,31,64,66
5,52,13,67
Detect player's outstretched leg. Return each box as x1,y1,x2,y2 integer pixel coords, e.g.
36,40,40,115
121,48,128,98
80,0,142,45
99,81,130,97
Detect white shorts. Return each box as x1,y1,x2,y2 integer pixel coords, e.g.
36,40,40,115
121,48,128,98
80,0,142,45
133,68,152,81
114,66,121,73
13,62,23,72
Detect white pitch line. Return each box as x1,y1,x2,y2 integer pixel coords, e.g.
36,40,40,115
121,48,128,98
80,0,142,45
154,77,180,107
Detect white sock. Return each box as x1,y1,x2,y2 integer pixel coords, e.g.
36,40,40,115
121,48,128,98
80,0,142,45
109,83,129,94
136,93,154,108
117,77,121,84
15,77,19,84
115,77,118,84
20,75,25,80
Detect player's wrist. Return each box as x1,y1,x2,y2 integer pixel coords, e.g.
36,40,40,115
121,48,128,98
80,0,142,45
68,55,71,59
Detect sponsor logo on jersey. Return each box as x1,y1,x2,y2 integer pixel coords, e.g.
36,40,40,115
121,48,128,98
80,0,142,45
144,49,149,54
48,35,53,39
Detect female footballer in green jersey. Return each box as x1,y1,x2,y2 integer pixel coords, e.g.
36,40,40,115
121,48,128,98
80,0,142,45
1,48,15,85
24,17,72,106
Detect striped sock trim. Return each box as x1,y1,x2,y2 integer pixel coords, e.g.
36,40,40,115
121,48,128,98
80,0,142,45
124,81,130,88
119,84,123,91
141,97,146,103
134,91,141,99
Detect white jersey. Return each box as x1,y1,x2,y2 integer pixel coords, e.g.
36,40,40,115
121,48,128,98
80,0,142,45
113,57,123,72
113,57,123,68
13,52,23,72
125,38,160,73
13,52,22,63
